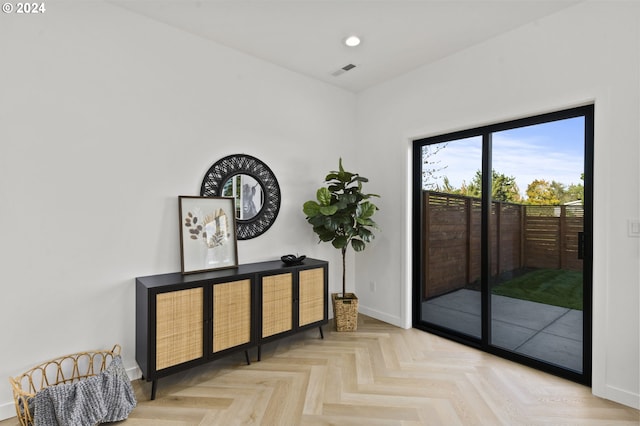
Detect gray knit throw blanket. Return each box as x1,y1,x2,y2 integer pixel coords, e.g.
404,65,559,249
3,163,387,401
33,355,136,426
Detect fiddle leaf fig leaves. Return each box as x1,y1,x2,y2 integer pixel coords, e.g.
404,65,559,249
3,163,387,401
319,205,339,216
302,159,381,296
357,201,377,220
332,236,348,249
351,239,366,252
316,187,332,206
302,201,320,217
303,160,380,254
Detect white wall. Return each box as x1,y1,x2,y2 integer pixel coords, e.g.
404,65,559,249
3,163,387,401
1,0,638,418
355,1,639,409
0,2,356,418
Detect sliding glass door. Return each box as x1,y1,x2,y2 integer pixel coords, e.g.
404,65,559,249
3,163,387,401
419,136,483,339
413,105,593,384
490,119,586,373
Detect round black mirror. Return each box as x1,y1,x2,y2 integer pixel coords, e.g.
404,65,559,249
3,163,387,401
221,174,264,221
200,154,280,240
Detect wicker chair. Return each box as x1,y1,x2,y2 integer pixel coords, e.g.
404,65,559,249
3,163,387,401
8,345,121,426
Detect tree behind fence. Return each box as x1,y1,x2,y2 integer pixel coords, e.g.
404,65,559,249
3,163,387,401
422,191,583,299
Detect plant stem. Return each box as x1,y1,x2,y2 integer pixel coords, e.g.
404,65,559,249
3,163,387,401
342,246,347,298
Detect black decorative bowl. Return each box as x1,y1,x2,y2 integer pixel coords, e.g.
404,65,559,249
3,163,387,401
281,254,306,266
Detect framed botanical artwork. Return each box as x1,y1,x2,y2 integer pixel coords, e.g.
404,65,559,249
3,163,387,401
179,196,238,274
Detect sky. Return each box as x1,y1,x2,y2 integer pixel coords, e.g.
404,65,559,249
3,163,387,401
422,116,585,197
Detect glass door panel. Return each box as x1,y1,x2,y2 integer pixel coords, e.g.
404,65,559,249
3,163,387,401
414,106,592,384
419,136,483,339
490,118,585,373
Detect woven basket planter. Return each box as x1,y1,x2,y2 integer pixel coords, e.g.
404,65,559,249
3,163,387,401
332,293,358,332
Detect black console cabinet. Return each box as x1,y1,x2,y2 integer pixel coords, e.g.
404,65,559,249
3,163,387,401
135,258,328,399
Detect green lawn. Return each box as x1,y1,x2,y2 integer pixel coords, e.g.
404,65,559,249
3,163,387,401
491,268,583,310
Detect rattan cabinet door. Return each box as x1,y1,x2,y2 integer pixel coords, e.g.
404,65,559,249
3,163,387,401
261,273,293,338
298,267,326,327
212,279,252,353
156,287,204,371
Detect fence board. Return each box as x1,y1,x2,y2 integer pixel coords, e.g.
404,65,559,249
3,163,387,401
422,191,583,300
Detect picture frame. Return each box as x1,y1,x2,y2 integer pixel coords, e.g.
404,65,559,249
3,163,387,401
179,195,238,274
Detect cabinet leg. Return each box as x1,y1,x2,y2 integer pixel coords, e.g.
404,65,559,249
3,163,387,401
151,379,157,401
319,325,324,339
245,350,251,365
257,345,262,362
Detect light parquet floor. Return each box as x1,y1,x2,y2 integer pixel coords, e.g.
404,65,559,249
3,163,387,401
3,316,638,425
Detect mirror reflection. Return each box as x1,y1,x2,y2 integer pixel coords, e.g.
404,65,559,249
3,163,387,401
222,174,264,221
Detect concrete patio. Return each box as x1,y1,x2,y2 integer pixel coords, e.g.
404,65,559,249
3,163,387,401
421,289,583,372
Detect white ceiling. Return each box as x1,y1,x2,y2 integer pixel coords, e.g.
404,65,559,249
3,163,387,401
111,0,581,93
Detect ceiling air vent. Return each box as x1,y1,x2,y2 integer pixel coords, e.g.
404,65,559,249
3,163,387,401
331,63,357,77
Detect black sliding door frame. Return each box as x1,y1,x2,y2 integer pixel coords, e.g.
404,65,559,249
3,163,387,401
412,105,593,386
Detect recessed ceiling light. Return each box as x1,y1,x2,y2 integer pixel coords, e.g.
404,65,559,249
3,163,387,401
344,36,361,47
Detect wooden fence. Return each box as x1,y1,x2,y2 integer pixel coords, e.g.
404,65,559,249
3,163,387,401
422,191,583,299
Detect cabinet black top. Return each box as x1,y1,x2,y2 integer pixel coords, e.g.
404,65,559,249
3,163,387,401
136,258,327,289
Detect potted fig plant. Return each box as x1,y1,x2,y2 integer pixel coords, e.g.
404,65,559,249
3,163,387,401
302,158,379,331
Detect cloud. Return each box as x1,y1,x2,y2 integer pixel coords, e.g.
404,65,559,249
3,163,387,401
493,134,583,188
423,133,584,194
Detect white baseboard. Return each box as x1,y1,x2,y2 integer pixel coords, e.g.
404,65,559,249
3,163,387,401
595,385,640,410
0,401,16,422
126,365,142,381
358,305,405,329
